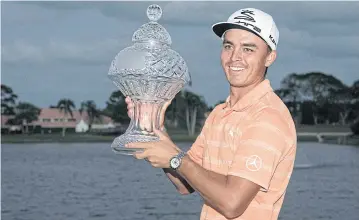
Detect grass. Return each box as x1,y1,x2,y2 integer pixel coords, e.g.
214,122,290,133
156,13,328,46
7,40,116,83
295,124,352,133
297,135,359,146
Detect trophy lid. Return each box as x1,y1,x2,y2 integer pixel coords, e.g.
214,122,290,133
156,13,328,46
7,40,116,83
108,4,191,100
132,4,172,45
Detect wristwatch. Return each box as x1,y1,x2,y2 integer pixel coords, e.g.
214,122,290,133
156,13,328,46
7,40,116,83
170,151,186,170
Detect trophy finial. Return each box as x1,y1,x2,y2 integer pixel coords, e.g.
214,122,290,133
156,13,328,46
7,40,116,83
147,4,162,22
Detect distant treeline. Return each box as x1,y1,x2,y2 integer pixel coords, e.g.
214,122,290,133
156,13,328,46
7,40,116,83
2,71,359,134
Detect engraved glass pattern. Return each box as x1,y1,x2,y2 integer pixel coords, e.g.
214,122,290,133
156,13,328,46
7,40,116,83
107,4,191,155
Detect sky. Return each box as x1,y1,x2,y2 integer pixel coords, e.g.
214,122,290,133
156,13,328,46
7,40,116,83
2,1,359,109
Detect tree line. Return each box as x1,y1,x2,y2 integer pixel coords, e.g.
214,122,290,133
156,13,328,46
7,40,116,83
1,71,358,135
1,84,208,136
274,72,358,131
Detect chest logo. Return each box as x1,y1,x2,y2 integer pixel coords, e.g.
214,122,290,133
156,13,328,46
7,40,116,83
246,155,262,171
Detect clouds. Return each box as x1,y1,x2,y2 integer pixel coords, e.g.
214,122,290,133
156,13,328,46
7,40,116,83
279,27,359,59
1,1,359,109
2,2,138,66
2,41,45,64
2,38,127,66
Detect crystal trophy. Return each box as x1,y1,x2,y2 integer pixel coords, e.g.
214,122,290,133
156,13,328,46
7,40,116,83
107,4,191,155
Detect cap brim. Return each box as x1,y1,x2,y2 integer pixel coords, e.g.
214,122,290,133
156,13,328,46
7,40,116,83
212,22,267,46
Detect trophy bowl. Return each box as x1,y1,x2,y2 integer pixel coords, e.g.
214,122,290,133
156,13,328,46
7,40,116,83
108,4,191,155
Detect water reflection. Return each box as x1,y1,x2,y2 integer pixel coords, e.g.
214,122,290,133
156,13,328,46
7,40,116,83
1,142,358,220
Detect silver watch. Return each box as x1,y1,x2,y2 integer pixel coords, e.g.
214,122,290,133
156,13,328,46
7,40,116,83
170,151,186,170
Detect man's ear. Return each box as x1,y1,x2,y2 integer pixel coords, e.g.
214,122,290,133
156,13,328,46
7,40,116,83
265,50,277,67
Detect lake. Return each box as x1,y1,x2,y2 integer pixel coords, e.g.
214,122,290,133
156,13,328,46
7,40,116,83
1,142,359,220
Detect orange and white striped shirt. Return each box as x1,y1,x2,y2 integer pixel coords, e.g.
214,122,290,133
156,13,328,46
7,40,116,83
187,79,297,220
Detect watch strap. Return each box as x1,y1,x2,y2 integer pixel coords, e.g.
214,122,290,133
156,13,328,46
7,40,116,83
177,151,186,160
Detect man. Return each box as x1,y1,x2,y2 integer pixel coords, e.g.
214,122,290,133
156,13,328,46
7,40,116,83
126,8,297,220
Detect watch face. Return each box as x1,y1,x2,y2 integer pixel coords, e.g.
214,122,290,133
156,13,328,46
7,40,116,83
170,158,180,169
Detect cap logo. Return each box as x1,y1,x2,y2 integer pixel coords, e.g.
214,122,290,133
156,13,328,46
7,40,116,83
234,10,256,22
269,35,277,46
233,10,262,34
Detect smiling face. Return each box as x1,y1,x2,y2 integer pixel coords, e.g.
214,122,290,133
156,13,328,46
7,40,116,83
220,29,277,88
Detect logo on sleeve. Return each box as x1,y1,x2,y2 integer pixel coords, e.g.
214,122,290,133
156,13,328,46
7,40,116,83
246,155,262,171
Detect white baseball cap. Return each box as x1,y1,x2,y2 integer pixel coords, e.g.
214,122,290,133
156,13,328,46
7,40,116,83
212,8,279,50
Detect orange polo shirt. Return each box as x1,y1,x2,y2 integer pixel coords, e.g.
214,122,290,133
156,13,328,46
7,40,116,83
187,79,297,220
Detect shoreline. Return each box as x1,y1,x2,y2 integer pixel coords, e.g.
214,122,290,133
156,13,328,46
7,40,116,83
0,133,198,144
2,133,358,146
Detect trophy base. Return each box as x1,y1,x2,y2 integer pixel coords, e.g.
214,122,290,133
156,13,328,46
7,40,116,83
111,132,159,156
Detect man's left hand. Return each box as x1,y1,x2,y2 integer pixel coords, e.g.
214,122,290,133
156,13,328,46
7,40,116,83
127,129,181,168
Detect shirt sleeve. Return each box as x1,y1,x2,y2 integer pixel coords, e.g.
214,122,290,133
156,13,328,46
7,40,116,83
228,112,291,191
187,132,205,165
186,107,218,166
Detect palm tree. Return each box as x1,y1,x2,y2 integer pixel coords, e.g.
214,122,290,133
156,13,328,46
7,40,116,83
174,90,207,136
57,99,76,137
79,100,101,132
103,90,128,123
166,93,182,128
1,84,18,115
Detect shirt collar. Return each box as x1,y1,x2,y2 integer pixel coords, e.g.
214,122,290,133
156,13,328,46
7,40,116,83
223,79,273,112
